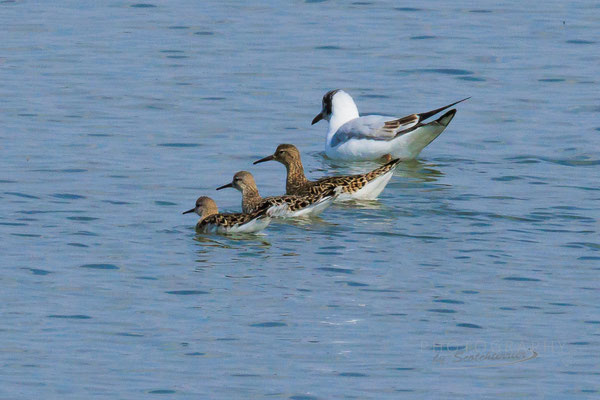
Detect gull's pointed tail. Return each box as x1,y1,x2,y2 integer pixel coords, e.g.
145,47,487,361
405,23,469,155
391,109,459,159
417,97,470,122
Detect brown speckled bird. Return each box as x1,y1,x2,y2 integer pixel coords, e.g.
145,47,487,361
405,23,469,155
182,196,272,234
254,144,401,201
216,171,339,217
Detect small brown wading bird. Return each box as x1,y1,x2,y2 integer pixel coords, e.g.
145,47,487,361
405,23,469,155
254,144,401,201
182,196,274,234
216,171,340,217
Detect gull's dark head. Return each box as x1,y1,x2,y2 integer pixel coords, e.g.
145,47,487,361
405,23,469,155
312,89,340,125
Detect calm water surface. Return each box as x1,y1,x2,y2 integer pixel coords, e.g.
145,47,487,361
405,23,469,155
1,1,599,398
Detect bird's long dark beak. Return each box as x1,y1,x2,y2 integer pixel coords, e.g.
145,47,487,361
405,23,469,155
253,154,274,165
182,208,195,215
216,182,233,190
311,112,323,125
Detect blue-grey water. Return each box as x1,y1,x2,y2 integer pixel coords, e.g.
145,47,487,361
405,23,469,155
1,1,599,398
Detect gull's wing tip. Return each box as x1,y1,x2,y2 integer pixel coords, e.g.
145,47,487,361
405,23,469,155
436,108,457,127
418,97,470,122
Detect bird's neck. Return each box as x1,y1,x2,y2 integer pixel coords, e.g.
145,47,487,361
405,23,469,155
241,186,262,214
199,207,218,223
327,106,359,140
285,160,308,194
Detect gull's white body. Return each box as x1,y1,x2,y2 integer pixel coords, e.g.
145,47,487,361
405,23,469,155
321,91,459,161
326,117,451,160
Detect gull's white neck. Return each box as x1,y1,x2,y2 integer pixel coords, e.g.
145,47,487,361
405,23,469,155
326,92,359,142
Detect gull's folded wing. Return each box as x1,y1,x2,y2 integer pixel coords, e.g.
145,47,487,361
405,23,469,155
330,97,469,147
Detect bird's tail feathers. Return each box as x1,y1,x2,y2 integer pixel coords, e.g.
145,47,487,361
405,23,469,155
417,97,470,122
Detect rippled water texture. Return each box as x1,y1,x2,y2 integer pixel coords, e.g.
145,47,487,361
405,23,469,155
1,1,599,399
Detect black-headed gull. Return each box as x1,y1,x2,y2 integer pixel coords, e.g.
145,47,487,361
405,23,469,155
312,89,469,160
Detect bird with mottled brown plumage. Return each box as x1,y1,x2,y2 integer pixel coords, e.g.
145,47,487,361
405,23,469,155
254,144,401,201
182,196,273,234
216,171,340,217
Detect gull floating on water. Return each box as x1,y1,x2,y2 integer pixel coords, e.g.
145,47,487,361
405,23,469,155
182,196,272,234
311,89,469,161
254,144,401,201
216,171,339,217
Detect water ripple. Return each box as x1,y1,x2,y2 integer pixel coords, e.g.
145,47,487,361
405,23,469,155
80,264,119,270
47,315,91,319
503,276,541,282
316,267,353,274
456,323,482,329
250,322,287,327
165,290,209,295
